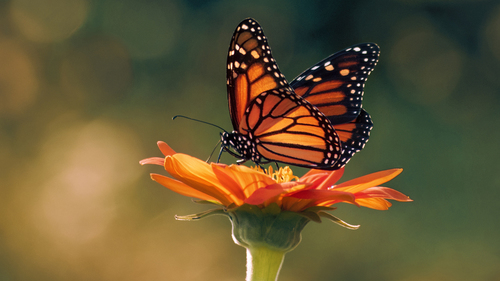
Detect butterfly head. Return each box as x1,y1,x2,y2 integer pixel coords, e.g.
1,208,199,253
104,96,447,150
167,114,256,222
221,131,260,163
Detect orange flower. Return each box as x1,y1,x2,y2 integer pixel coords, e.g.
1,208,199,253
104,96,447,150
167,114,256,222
140,141,412,213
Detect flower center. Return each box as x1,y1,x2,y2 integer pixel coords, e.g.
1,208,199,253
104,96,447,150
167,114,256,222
254,166,299,183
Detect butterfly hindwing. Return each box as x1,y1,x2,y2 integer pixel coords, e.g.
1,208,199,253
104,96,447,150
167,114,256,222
290,43,380,126
238,89,342,168
331,109,373,169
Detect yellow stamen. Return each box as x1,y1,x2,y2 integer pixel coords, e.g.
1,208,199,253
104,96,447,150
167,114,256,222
252,166,299,183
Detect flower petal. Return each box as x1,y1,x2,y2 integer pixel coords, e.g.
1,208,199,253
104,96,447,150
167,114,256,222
158,141,176,156
164,154,234,205
280,189,358,212
290,189,356,204
299,173,329,185
355,186,413,202
245,182,304,205
214,164,275,197
244,183,288,205
139,157,164,166
281,196,308,212
150,173,219,202
299,168,343,190
315,168,344,190
211,164,254,205
334,168,403,193
355,198,392,210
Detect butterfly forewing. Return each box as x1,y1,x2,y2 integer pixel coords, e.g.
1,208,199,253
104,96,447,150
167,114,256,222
290,43,380,125
227,18,291,130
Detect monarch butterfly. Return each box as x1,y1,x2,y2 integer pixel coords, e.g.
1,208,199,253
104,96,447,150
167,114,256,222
221,18,379,170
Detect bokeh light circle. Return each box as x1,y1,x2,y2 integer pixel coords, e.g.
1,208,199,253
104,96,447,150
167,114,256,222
0,39,39,116
101,0,182,59
59,36,132,105
388,16,463,105
10,0,89,43
482,4,500,62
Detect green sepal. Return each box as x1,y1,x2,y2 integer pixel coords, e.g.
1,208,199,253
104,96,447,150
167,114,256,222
191,199,223,206
318,211,360,230
297,211,321,223
299,206,338,223
175,208,228,221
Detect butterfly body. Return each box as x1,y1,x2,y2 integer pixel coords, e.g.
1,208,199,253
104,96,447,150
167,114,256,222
221,131,259,163
221,18,379,170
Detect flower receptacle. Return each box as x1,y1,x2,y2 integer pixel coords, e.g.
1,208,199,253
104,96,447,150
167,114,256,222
228,203,310,253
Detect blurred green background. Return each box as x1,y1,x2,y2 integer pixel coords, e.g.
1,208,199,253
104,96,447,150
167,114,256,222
1,0,499,280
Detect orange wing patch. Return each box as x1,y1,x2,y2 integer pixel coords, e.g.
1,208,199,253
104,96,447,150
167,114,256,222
338,60,358,68
259,133,327,149
251,75,277,98
248,63,265,82
305,92,345,104
310,80,343,94
286,124,325,136
316,104,347,116
294,86,308,96
261,94,282,117
234,75,249,125
241,35,258,50
246,103,262,130
253,117,294,136
259,144,326,163
334,123,356,142
236,31,253,45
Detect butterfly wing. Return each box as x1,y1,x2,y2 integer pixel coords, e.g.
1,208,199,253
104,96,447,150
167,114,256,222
290,43,380,125
225,18,342,168
238,89,342,168
290,43,379,168
330,109,373,169
226,18,291,130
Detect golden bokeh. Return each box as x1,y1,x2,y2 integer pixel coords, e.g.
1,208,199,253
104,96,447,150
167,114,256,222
59,36,132,105
10,0,89,43
0,1,499,280
482,4,500,62
35,120,141,241
0,39,39,116
101,0,182,59
387,15,463,105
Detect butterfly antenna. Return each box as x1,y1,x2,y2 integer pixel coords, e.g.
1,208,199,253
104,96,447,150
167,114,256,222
173,115,227,132
206,139,222,163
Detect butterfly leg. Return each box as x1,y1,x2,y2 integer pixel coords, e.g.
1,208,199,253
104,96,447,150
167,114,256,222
207,140,223,163
236,159,249,165
216,146,226,163
220,144,249,165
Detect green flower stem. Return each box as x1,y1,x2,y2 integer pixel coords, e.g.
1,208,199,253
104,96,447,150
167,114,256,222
176,203,360,280
246,246,285,281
